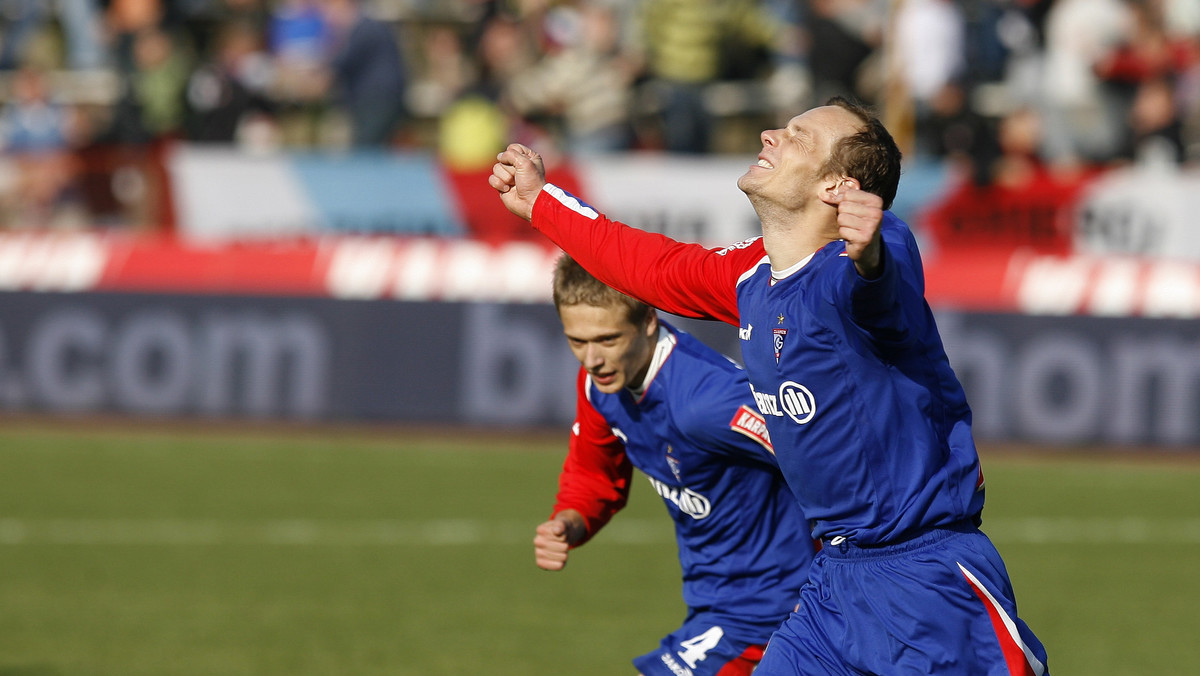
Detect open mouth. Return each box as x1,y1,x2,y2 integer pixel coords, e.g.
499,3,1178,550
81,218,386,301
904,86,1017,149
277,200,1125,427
756,157,775,170
591,372,617,386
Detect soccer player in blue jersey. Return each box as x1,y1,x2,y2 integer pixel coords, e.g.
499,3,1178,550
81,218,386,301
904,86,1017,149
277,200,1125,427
536,254,814,676
492,98,1050,675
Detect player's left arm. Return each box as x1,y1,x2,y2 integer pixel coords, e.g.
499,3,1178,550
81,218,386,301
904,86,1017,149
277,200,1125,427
829,186,885,280
827,189,930,349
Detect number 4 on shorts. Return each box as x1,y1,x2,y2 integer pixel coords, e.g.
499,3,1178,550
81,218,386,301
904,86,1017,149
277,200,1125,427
677,626,724,669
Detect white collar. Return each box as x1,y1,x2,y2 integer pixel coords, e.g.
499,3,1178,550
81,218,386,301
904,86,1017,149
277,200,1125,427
770,251,815,281
628,326,676,400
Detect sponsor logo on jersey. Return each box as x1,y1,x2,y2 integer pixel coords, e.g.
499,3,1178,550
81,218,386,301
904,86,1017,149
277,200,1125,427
773,327,787,363
647,477,711,519
778,381,816,424
751,384,782,418
730,405,773,452
738,323,753,340
715,236,762,256
659,653,694,676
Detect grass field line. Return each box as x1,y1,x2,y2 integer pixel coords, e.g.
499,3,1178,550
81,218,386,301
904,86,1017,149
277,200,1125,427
1,516,1199,546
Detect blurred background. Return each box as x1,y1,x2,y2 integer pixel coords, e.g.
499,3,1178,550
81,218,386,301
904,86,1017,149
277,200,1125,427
1,0,1199,445
1,2,1199,674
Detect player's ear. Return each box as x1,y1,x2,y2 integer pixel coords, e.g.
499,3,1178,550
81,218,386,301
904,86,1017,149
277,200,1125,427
643,310,658,337
819,176,860,205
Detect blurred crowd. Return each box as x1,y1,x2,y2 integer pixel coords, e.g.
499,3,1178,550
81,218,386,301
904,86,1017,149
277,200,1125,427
0,0,1198,230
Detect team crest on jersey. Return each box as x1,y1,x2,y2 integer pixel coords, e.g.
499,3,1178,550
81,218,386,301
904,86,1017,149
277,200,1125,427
666,445,682,482
773,327,788,363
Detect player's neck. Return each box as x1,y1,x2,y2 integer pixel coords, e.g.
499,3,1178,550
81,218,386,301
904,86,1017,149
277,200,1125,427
760,213,839,271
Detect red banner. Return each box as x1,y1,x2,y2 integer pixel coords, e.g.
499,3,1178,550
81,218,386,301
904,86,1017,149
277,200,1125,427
920,168,1103,256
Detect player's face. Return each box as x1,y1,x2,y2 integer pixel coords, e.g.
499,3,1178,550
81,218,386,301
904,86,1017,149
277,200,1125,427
559,303,657,394
737,105,863,209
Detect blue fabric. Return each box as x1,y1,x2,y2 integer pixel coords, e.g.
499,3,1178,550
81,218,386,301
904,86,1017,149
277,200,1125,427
289,150,462,235
756,525,1049,675
588,323,813,622
633,608,773,676
734,213,984,546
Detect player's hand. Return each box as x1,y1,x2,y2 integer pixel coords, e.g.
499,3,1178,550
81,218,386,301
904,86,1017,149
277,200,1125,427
533,518,573,571
823,182,885,279
489,143,548,222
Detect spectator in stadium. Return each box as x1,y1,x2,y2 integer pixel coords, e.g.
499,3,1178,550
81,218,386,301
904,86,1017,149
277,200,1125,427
637,0,778,153
434,13,538,171
0,0,107,71
536,254,814,676
493,96,1049,675
1094,0,1196,165
0,65,89,227
103,0,166,74
505,1,639,154
184,18,277,146
891,0,967,158
127,24,193,140
1121,73,1187,165
315,0,408,146
804,0,884,108
267,0,329,106
1038,0,1132,166
405,24,478,123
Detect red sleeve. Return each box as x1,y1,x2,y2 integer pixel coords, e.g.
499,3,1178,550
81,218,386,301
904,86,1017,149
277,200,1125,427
553,368,633,546
532,184,765,327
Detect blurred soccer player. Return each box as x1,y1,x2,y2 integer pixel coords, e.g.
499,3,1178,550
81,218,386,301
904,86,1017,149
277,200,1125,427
494,98,1049,675
536,255,814,676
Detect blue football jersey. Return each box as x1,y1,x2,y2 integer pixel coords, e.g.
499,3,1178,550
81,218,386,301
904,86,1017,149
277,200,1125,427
532,183,1048,676
585,322,813,619
533,188,985,546
733,213,985,545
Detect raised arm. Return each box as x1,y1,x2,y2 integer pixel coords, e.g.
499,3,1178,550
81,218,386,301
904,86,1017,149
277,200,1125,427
490,144,761,325
821,183,885,280
489,143,547,221
826,213,932,352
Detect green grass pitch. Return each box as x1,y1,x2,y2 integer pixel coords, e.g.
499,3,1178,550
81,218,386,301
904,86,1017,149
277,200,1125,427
0,421,1197,675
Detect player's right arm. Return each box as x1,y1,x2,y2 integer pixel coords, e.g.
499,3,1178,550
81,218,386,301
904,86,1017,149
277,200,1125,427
535,369,633,570
491,143,760,326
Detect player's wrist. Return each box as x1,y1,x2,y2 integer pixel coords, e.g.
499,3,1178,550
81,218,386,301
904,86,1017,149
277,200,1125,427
555,509,588,545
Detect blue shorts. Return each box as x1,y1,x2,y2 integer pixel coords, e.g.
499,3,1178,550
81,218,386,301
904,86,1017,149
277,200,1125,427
633,609,776,676
756,522,1049,675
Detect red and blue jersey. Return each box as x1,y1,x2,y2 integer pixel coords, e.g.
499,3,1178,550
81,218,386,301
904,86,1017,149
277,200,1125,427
555,321,813,621
536,184,985,546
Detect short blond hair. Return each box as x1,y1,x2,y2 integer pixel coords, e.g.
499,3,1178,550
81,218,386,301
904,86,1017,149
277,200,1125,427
552,255,651,326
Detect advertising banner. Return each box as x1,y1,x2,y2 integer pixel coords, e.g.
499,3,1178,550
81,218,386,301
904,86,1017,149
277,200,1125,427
168,146,464,241
1073,165,1200,260
574,155,764,246
165,146,1200,266
0,292,1197,447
